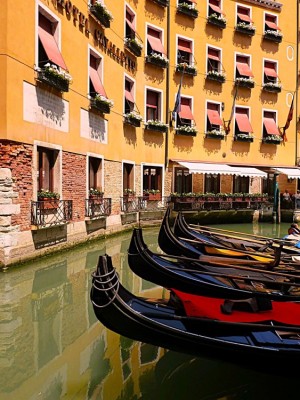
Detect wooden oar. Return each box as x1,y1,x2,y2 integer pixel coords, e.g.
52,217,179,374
177,236,276,261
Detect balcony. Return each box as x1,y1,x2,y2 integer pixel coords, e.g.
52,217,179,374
36,67,71,92
31,200,72,228
121,196,169,213
235,23,256,36
235,78,255,89
234,134,254,143
90,3,113,28
145,54,169,68
263,30,283,43
85,198,112,219
177,4,199,19
206,14,227,29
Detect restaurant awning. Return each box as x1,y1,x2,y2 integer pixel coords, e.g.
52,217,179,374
274,168,300,179
177,162,267,178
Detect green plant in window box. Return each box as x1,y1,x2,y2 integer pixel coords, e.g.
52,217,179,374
176,63,197,76
37,189,60,199
206,70,226,83
207,13,227,28
90,2,113,28
89,188,104,197
124,188,136,196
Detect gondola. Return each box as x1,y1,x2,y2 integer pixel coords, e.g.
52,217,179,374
128,227,300,301
158,207,284,267
90,254,300,371
174,211,300,259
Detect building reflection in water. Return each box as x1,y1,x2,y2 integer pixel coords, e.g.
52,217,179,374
0,225,299,399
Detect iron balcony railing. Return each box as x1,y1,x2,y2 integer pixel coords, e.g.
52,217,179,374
121,196,170,213
31,200,73,228
85,198,112,218
172,198,273,212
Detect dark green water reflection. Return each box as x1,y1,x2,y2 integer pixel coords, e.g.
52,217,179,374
0,222,298,400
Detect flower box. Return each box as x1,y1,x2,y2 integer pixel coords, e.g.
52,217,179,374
177,4,199,19
150,0,169,6
176,64,197,76
234,134,254,142
124,115,142,127
125,38,143,57
235,78,255,89
205,131,225,140
143,192,161,200
206,72,226,83
235,24,256,36
262,83,282,93
145,54,169,68
90,95,114,113
263,31,283,43
37,69,70,92
175,126,198,136
262,135,283,145
145,121,168,133
90,4,113,28
207,14,227,29
38,197,60,210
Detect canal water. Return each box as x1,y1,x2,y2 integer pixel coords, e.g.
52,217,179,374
1,221,299,400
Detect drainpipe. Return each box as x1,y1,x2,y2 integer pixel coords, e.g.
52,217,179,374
164,2,171,170
273,173,279,224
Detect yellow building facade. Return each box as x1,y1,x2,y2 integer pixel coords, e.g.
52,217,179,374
0,0,299,266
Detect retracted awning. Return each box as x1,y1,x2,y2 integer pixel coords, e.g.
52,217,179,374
177,162,267,178
275,168,300,179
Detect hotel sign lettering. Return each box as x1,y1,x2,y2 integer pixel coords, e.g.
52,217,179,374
54,0,136,71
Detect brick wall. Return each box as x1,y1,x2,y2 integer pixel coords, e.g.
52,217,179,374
62,152,86,221
0,141,32,231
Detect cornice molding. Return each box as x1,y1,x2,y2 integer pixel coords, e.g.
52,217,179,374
239,0,283,11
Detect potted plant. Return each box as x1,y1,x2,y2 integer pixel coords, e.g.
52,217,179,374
206,70,226,83
231,192,244,201
123,111,143,127
123,188,136,199
37,189,60,209
124,37,143,57
262,82,282,93
177,2,199,18
176,63,197,76
143,189,161,200
89,188,104,198
175,125,198,136
145,120,168,133
235,22,256,36
235,77,255,89
90,94,114,113
89,1,113,28
263,29,283,43
145,53,169,68
207,13,227,29
36,63,72,92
